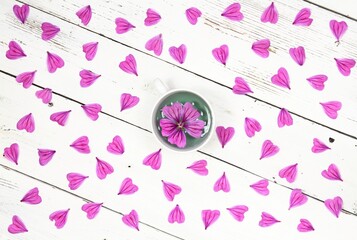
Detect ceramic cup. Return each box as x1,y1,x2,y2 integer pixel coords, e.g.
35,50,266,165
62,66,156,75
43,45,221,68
151,82,214,152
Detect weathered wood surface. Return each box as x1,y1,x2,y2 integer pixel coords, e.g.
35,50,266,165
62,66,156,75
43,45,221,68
1,73,357,239
0,0,356,214
13,0,357,137
1,0,357,239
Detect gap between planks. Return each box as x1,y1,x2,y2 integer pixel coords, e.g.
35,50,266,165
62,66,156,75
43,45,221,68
302,0,357,21
13,0,357,141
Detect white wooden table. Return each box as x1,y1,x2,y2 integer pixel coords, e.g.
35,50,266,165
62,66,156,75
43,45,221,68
1,0,357,239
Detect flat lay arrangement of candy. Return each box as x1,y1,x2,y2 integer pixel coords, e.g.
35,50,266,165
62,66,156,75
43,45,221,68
1,0,357,239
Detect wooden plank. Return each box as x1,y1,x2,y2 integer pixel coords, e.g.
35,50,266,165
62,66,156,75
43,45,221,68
1,73,357,239
1,0,357,214
12,0,357,137
0,165,181,240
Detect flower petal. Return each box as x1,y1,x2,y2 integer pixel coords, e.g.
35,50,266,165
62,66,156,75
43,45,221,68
202,209,220,230
186,160,208,176
227,205,248,222
168,204,185,223
159,119,177,137
279,163,298,183
261,2,278,24
293,8,313,26
213,172,230,192
259,212,280,227
168,128,186,148
185,7,202,25
185,119,205,138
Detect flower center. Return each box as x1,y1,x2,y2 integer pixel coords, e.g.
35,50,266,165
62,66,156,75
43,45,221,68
177,122,185,129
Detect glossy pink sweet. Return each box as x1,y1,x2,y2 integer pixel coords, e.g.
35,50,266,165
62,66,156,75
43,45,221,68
334,58,355,76
233,77,253,94
324,196,343,218
251,39,270,58
76,5,92,26
49,209,69,229
169,44,187,64
107,135,125,155
145,8,161,26
50,110,71,126
168,204,185,224
322,164,343,181
278,108,293,127
38,149,56,166
293,8,313,26
41,22,60,41
202,209,220,230
81,202,102,219
330,20,348,42
320,101,342,119
118,178,138,195
16,71,36,89
289,46,306,66
250,179,269,196
306,74,328,91
259,212,280,227
70,136,90,154
311,138,330,153
115,17,135,34
279,163,298,183
35,88,52,104
186,160,208,176
143,149,162,170
298,219,315,232
261,2,278,24
214,172,230,192
122,210,139,231
119,54,138,76
145,34,163,56
82,42,98,61
212,44,229,65
221,3,243,21
66,173,88,190
13,4,30,24
6,41,26,59
21,187,42,204
227,205,248,222
3,143,19,165
186,7,202,25
17,113,35,133
120,93,140,111
260,140,279,160
47,51,64,73
79,69,101,87
271,67,290,89
289,189,308,210
244,117,262,138
162,180,181,201
96,157,114,180
81,103,101,121
216,126,235,148
8,215,28,234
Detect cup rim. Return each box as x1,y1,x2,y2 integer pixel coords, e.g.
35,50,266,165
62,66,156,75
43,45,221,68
151,88,215,152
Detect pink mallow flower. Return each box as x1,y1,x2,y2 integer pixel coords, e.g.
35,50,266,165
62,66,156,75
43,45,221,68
159,102,205,148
